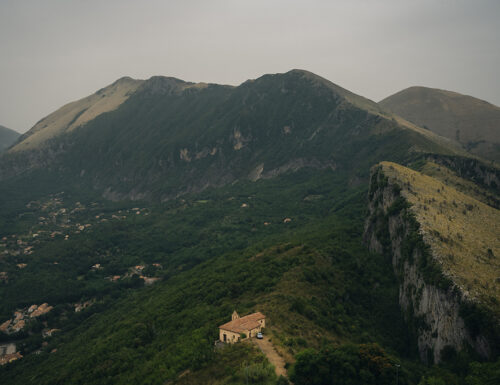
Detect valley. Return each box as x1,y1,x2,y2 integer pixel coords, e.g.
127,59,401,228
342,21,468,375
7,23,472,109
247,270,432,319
0,70,498,385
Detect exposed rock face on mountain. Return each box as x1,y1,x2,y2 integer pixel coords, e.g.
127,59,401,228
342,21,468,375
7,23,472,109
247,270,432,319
365,161,499,363
0,125,20,152
0,70,464,202
380,86,500,162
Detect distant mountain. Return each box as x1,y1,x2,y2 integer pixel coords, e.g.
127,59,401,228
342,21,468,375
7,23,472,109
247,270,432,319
0,125,20,152
1,70,466,202
379,86,500,162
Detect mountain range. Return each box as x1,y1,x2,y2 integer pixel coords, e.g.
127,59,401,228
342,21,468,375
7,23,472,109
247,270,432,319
1,70,467,201
0,70,498,385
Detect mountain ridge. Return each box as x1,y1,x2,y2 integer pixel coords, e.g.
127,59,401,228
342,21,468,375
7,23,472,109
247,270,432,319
0,70,469,203
7,70,409,154
379,86,500,162
10,77,144,152
365,161,500,363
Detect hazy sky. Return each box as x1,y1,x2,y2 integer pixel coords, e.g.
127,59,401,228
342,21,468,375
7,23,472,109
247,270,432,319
1,0,499,133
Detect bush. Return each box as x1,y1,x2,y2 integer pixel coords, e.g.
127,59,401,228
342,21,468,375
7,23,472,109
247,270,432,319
466,358,500,385
418,376,447,385
238,361,276,384
277,375,290,385
290,343,402,385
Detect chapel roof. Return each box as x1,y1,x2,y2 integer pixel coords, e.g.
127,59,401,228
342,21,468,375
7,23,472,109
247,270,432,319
219,312,265,333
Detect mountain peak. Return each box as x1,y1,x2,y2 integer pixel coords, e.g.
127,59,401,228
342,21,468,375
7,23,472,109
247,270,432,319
385,86,497,106
11,77,144,152
138,76,190,96
252,69,384,117
112,76,137,84
380,86,500,161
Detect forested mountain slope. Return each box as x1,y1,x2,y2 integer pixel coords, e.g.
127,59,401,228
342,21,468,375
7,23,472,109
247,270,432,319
0,170,413,384
1,70,464,203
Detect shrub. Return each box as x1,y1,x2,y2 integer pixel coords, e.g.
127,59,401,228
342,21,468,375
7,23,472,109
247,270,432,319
290,343,401,385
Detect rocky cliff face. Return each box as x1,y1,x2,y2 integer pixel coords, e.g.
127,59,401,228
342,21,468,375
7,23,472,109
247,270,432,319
364,165,492,363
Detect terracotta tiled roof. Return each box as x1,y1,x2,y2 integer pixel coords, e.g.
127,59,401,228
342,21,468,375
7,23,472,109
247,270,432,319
0,352,22,365
0,320,11,332
219,312,265,333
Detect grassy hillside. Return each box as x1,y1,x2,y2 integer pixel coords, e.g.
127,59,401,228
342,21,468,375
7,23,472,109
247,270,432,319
417,161,499,208
380,86,500,162
379,162,500,317
10,77,144,152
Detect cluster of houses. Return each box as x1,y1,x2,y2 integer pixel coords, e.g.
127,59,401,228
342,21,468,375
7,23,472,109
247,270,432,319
74,299,94,313
0,195,155,281
0,303,53,334
0,197,159,366
104,264,162,285
1,198,148,265
0,302,61,365
0,235,36,257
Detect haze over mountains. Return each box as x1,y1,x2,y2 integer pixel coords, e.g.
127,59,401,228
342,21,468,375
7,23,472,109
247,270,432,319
0,69,498,385
0,125,19,152
380,86,500,162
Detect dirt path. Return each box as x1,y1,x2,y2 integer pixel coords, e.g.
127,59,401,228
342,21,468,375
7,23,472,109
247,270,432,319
252,336,288,378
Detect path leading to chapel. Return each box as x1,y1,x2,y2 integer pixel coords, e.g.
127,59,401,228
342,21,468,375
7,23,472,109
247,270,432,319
252,336,288,379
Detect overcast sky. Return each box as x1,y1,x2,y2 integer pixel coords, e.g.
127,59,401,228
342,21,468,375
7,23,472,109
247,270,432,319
1,0,499,133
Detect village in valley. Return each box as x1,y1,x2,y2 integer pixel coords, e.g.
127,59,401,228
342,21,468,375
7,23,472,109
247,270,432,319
0,178,299,379
0,193,165,365
0,193,160,283
0,303,55,364
0,191,291,367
